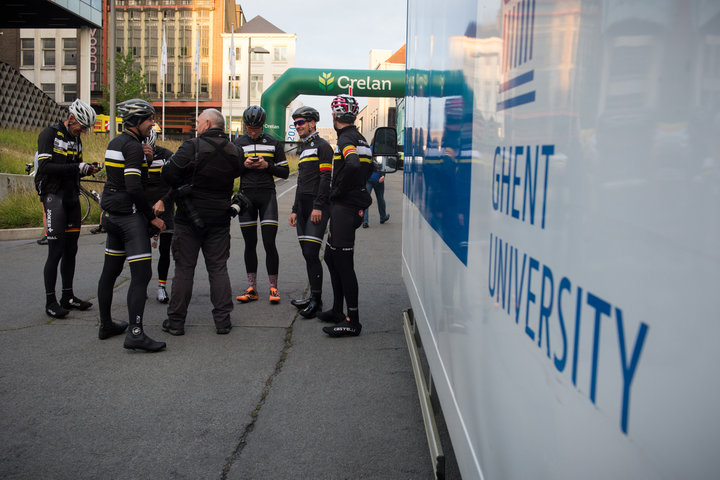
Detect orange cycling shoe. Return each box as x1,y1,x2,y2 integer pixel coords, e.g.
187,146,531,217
236,287,259,303
269,288,280,304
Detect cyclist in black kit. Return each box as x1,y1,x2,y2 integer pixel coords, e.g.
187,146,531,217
320,95,373,337
288,106,332,318
144,128,174,304
97,98,166,352
233,105,289,304
36,99,99,318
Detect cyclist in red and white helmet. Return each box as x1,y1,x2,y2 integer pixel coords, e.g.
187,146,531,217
36,98,100,320
320,94,374,338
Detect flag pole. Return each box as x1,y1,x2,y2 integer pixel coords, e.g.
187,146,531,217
229,23,235,141
161,22,166,141
195,23,200,137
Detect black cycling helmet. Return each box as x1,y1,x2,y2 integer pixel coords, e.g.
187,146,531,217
117,98,155,127
243,105,266,128
292,106,320,123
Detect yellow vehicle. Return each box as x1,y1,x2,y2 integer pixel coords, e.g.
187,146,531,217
92,114,123,134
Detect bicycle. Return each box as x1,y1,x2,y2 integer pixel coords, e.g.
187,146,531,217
25,162,105,227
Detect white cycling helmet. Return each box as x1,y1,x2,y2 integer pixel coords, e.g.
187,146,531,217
146,128,158,148
330,94,359,122
68,99,97,128
117,98,156,126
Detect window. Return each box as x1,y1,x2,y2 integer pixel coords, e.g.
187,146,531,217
166,26,175,56
63,38,77,66
228,75,240,99
251,49,266,62
166,64,174,93
181,62,191,94
41,83,55,101
63,84,77,103
180,26,191,56
200,64,209,94
200,26,209,57
21,39,34,67
42,38,55,67
147,71,157,93
273,46,287,62
250,74,263,102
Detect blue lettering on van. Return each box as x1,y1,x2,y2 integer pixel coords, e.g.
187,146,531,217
488,232,649,435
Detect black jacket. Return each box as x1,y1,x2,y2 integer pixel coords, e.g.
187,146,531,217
162,128,243,227
331,125,373,209
292,131,333,213
101,130,155,222
35,122,85,198
233,132,289,191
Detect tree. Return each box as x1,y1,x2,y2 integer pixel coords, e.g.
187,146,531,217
100,51,148,113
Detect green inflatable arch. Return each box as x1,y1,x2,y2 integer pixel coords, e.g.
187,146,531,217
260,68,405,139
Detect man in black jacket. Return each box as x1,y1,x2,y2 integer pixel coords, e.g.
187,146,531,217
161,108,244,336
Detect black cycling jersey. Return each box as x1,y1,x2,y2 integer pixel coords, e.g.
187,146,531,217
35,122,84,198
233,132,289,191
101,130,155,222
331,125,373,209
146,145,173,205
292,131,333,214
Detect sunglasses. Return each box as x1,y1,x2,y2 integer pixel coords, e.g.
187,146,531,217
293,119,307,127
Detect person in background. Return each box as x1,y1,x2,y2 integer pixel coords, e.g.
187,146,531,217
97,98,166,352
319,95,373,337
35,98,99,318
161,108,244,336
288,106,333,319
362,166,389,228
143,128,174,304
232,105,289,305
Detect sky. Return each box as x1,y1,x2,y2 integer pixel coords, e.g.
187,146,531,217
236,0,407,127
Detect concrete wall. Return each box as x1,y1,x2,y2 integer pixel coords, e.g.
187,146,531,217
0,173,36,201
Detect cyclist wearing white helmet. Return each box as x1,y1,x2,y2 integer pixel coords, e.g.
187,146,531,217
320,94,374,338
35,98,100,319
143,128,175,304
97,98,167,352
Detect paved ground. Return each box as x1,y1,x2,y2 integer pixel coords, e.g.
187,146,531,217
0,173,440,480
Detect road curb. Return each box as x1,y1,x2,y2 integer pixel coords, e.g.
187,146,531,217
0,224,100,241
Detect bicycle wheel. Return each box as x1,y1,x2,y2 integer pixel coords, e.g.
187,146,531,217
78,191,91,223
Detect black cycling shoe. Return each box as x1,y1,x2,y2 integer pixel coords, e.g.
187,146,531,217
98,321,128,340
322,319,362,337
299,299,322,319
123,329,166,352
216,324,233,335
317,309,345,323
290,296,312,309
45,301,69,319
61,296,92,311
37,235,48,245
162,319,185,336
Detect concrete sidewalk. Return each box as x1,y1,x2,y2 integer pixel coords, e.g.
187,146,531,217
0,173,437,480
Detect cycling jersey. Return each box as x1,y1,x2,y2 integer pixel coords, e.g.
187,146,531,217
146,145,173,205
331,125,373,209
233,132,289,191
35,123,84,198
292,131,333,213
101,130,155,222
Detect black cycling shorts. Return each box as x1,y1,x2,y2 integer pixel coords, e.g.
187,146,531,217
101,211,152,263
237,189,279,229
295,195,329,246
327,203,363,249
42,192,81,241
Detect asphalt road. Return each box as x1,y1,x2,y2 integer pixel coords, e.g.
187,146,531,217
0,172,438,480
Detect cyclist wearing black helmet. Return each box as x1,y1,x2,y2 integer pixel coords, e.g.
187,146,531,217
288,106,333,318
320,94,373,338
232,105,289,305
36,98,99,319
97,98,167,352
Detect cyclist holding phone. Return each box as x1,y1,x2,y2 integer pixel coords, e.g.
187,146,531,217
36,98,99,318
232,105,289,304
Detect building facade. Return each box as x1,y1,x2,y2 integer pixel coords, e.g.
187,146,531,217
357,45,405,142
222,15,295,134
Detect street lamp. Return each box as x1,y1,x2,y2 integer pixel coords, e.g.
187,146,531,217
247,38,270,114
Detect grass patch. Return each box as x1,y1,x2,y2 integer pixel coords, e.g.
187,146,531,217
0,187,43,228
